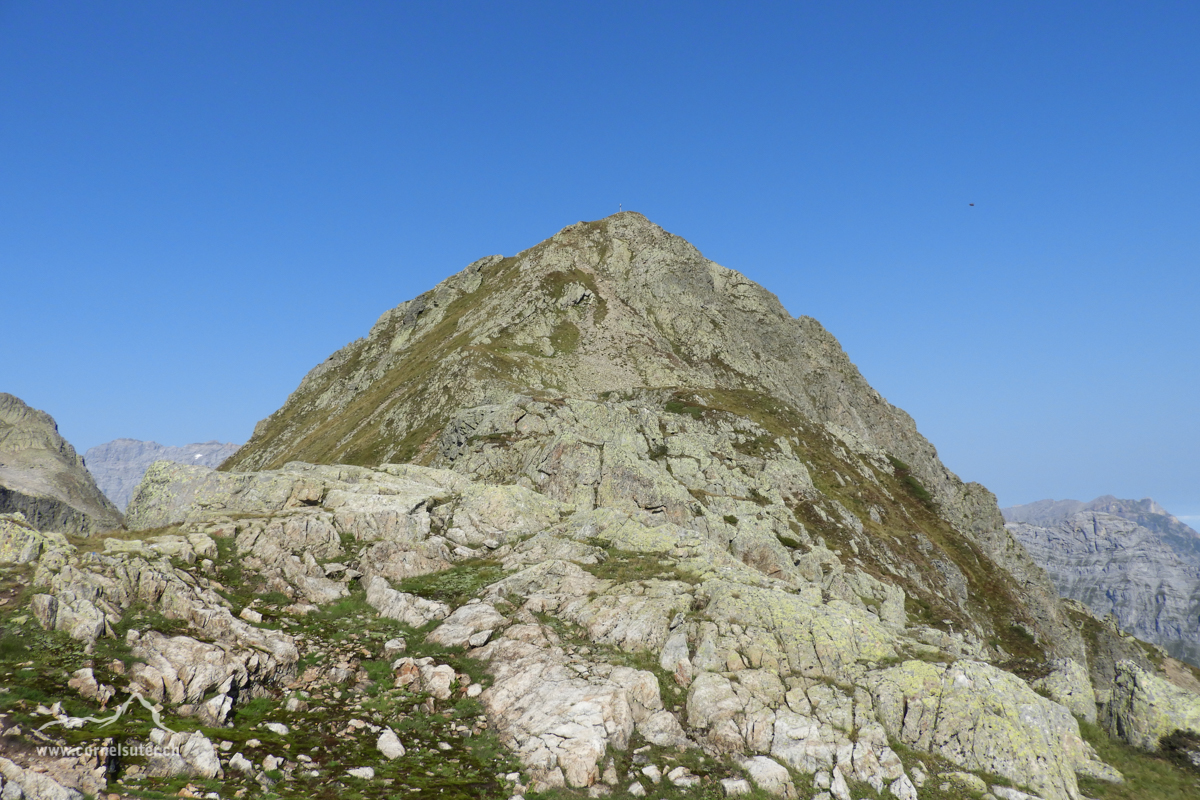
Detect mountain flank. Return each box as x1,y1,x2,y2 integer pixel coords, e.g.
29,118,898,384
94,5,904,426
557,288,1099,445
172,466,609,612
84,438,241,510
0,392,121,534
1004,496,1200,666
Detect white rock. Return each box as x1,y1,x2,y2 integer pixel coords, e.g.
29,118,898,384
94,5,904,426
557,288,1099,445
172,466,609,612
641,765,662,784
638,710,689,747
366,576,450,627
229,753,254,773
991,788,1044,800
830,766,850,800
889,775,919,800
239,607,263,623
628,781,647,797
721,777,753,796
347,766,375,780
378,728,406,759
666,766,700,788
263,722,289,736
740,755,795,798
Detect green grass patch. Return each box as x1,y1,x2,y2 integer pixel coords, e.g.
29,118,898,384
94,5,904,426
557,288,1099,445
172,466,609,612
581,548,697,586
394,559,507,607
1077,718,1200,799
887,456,934,508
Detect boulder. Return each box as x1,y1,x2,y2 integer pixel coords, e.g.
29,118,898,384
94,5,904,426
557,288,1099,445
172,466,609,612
1109,660,1200,750
871,660,1106,800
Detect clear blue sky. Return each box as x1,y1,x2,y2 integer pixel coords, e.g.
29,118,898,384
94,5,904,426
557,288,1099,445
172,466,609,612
2,2,1197,517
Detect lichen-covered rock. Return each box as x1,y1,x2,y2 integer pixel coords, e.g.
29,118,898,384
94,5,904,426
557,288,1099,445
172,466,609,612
475,623,643,788
129,629,295,707
365,575,450,627
427,601,507,647
146,730,223,779
0,513,72,564
739,756,796,798
0,755,89,800
1033,659,1098,724
870,660,1106,800
1109,660,1200,749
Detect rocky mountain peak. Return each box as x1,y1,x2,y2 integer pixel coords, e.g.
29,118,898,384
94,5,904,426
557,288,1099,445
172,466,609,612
0,392,122,533
223,214,1084,668
231,215,927,483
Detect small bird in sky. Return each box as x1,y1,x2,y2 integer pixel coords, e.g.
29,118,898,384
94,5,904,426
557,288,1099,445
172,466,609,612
969,203,975,206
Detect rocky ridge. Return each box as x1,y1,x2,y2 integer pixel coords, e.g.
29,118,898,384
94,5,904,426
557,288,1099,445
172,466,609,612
84,438,241,511
0,393,121,534
1004,496,1200,667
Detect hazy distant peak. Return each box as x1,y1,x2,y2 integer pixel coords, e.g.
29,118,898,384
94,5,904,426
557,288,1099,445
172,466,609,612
85,439,241,511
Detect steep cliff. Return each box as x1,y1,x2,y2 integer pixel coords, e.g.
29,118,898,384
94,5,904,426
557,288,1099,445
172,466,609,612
1005,496,1200,666
0,393,121,534
84,438,241,510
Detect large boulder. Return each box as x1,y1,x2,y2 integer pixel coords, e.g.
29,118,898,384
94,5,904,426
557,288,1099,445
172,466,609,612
870,660,1110,800
1108,660,1200,750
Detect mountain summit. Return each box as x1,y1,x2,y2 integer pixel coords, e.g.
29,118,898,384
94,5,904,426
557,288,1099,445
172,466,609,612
230,213,935,473
229,212,1077,665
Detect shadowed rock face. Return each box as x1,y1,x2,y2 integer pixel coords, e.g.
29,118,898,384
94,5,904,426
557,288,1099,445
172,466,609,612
0,393,121,534
84,438,241,511
1005,496,1200,667
225,212,1081,663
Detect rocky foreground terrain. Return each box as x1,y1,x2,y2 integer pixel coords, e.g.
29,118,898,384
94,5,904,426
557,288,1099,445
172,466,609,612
0,393,121,535
2,213,1199,800
85,439,242,511
1004,497,1200,667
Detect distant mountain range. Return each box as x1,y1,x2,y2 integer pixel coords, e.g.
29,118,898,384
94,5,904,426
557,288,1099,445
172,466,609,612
85,438,240,511
1004,496,1200,666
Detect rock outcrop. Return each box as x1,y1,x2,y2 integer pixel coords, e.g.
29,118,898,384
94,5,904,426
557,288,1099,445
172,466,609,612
0,393,121,534
84,438,241,510
1004,496,1200,666
115,460,1120,798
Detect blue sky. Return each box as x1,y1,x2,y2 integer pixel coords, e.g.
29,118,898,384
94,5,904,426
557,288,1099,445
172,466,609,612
2,2,1197,516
